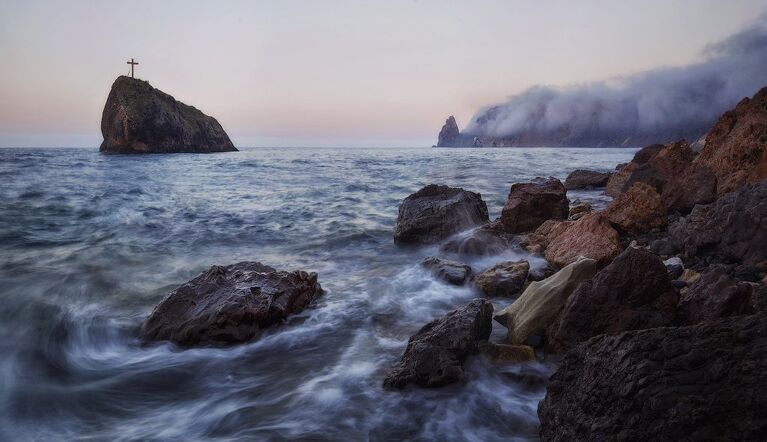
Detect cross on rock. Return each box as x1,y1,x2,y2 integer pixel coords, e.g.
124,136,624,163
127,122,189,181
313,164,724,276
127,58,139,78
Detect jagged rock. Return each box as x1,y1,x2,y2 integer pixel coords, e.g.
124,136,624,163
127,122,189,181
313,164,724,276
604,182,666,235
494,257,597,346
393,184,489,244
547,247,678,353
538,314,767,441
478,342,535,364
665,181,767,266
440,221,514,256
677,266,755,325
696,86,767,195
383,299,493,389
605,141,693,197
472,260,530,297
660,162,717,214
663,257,684,279
568,200,592,220
564,169,611,189
500,178,569,233
540,213,622,268
140,262,323,347
100,76,237,154
421,257,472,285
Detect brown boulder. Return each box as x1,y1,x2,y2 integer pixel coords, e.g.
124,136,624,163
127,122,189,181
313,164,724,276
478,342,535,364
660,162,717,214
472,260,530,297
542,213,622,268
604,182,666,235
500,178,568,233
677,266,755,325
140,262,323,347
568,200,592,220
696,86,767,195
547,247,678,353
605,141,694,197
564,169,611,190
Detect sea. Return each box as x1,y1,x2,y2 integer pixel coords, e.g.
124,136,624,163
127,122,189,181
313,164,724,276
0,147,636,441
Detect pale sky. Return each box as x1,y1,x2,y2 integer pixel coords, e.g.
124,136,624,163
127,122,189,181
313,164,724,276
0,0,765,147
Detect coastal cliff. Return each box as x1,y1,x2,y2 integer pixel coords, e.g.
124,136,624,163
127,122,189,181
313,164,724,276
99,76,237,154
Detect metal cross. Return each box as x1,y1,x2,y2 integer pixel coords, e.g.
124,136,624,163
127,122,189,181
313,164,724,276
127,58,139,78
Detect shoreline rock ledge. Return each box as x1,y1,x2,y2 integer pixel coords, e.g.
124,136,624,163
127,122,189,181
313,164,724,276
100,76,237,154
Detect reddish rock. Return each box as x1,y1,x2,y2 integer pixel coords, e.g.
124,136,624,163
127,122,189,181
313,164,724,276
500,178,568,233
605,141,694,197
660,162,717,214
604,182,667,235
568,200,592,220
542,213,622,268
677,267,755,325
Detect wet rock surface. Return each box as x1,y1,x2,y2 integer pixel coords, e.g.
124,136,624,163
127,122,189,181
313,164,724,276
500,178,568,233
141,262,323,347
439,221,514,256
421,257,472,285
472,260,529,297
383,299,493,389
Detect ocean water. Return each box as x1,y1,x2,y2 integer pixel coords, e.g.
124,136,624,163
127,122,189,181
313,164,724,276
0,147,635,441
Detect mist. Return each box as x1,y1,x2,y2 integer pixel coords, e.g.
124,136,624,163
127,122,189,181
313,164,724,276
463,17,767,145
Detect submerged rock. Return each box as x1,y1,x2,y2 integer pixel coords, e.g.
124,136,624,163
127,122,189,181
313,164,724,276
140,262,323,347
500,178,568,233
539,314,767,441
604,182,666,235
383,299,493,389
100,76,237,154
439,221,514,256
421,257,472,285
677,267,755,325
564,169,611,189
472,260,529,297
393,184,489,244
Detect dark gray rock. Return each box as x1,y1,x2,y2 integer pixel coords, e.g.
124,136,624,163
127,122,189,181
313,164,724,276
421,257,472,285
439,221,514,256
500,178,569,233
564,169,611,189
677,266,755,325
472,260,529,297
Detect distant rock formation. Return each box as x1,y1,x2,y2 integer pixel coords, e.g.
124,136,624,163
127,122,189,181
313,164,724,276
436,116,471,147
100,76,237,154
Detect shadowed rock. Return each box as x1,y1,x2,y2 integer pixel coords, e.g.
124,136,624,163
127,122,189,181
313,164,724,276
439,221,514,256
564,169,611,189
472,260,529,297
677,266,755,325
140,262,323,347
660,162,717,214
605,141,693,197
421,257,472,285
500,178,569,233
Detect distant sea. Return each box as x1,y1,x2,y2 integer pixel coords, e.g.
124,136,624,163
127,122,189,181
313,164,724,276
0,147,635,441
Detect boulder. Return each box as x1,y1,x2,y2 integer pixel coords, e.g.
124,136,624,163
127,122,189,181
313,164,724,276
547,247,678,353
605,141,694,197
472,260,530,297
439,221,514,256
665,181,767,266
140,262,323,347
494,257,597,346
100,76,236,153
696,86,767,195
478,342,535,364
564,169,611,189
538,314,767,441
567,200,592,220
660,163,717,214
677,267,755,325
383,299,493,389
604,182,666,235
500,178,569,233
421,257,472,285
542,213,622,268
393,184,489,244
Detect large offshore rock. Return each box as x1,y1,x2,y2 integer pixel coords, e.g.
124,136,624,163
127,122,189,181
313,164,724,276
100,76,236,153
140,262,323,347
421,257,472,285
604,182,667,235
696,86,767,195
547,247,678,353
538,314,767,441
664,181,767,266
539,213,622,268
500,178,568,233
564,169,611,190
677,266,755,325
436,115,471,147
393,184,489,244
494,257,597,345
383,299,493,389
472,260,529,297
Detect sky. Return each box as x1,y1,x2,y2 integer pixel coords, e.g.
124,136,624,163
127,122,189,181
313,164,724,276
0,0,765,148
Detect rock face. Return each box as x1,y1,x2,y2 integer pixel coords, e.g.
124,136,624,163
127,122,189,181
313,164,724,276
564,169,611,189
100,76,237,154
140,262,323,347
660,162,717,214
605,141,693,197
393,184,489,244
421,257,472,285
664,181,767,266
494,257,597,345
547,247,678,353
472,260,530,297
538,213,622,268
383,299,493,389
538,314,767,441
677,267,755,325
500,178,568,233
567,200,591,220
604,182,666,235
696,86,767,195
436,116,469,147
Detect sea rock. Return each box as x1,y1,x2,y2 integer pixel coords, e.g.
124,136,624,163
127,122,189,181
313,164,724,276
665,181,767,266
440,221,514,256
567,200,591,220
472,260,530,297
421,257,472,285
538,314,767,441
605,141,693,197
494,257,597,346
547,247,678,353
604,182,666,235
660,162,717,214
478,342,535,364
436,115,467,147
663,256,684,279
100,76,237,154
541,213,622,268
677,267,755,325
383,299,493,389
140,262,323,347
500,178,568,233
695,86,767,195
393,184,489,244
564,169,611,189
